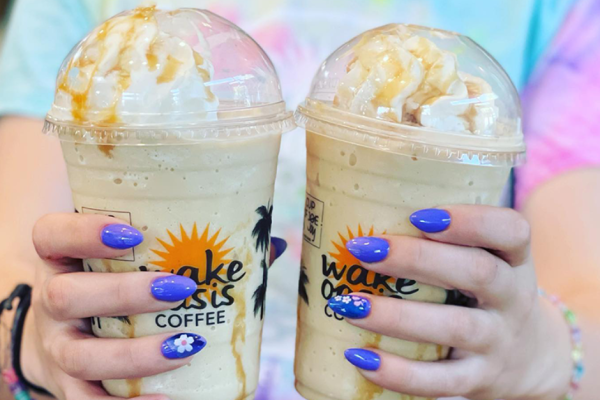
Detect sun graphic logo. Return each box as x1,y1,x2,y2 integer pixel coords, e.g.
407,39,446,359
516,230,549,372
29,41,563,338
325,225,396,295
150,223,246,310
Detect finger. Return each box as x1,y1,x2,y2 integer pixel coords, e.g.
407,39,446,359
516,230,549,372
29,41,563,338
330,294,496,352
348,236,515,305
42,272,196,320
62,379,171,400
345,348,480,398
269,236,287,266
410,206,531,266
33,213,143,262
52,330,207,381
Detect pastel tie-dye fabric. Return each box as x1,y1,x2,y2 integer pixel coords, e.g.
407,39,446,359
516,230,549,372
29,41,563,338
515,0,600,208
0,1,593,399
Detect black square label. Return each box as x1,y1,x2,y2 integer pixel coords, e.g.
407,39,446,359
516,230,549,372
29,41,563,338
303,193,324,249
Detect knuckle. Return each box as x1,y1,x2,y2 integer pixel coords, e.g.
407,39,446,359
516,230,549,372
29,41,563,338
44,277,72,320
448,311,481,349
402,238,425,273
56,341,89,379
125,341,146,372
456,373,481,397
468,252,499,288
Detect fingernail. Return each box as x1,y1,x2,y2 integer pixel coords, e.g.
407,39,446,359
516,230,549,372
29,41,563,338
161,333,206,359
151,276,197,302
410,208,451,233
346,237,389,263
328,295,371,319
101,224,143,249
344,348,381,371
271,237,287,261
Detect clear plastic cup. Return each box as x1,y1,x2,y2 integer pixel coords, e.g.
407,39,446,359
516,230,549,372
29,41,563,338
294,24,525,400
43,6,294,400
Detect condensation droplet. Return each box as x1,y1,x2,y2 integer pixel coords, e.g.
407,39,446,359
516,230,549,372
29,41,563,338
114,178,122,184
133,182,138,187
354,183,359,191
79,155,84,163
468,181,474,186
349,153,357,166
340,150,346,156
141,226,148,232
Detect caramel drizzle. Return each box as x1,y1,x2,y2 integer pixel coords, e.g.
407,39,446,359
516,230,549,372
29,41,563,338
157,55,184,84
58,4,217,159
231,287,247,400
193,52,216,102
354,333,383,400
124,315,141,397
436,344,445,360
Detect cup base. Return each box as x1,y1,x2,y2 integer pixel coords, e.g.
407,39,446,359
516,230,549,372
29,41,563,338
296,381,343,400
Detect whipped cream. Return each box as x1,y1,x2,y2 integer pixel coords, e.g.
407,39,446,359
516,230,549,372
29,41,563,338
334,26,498,135
50,6,218,125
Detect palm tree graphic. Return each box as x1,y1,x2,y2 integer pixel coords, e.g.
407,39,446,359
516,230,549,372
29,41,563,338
299,264,310,305
251,201,273,319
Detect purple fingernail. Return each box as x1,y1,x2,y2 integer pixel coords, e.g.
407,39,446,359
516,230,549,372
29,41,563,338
101,224,143,249
410,209,451,233
328,295,371,319
162,333,206,360
271,237,287,261
151,276,197,302
345,348,381,371
346,237,389,263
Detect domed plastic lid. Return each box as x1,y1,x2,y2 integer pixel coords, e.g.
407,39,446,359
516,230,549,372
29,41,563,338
296,24,525,166
44,5,294,144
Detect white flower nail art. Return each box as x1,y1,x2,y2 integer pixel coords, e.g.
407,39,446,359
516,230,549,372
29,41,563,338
342,296,352,304
174,334,195,354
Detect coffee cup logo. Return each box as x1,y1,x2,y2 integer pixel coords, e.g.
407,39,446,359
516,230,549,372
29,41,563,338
316,225,421,319
151,223,246,310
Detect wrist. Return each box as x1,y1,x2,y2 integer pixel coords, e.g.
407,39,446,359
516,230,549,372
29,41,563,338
529,297,574,400
20,308,54,395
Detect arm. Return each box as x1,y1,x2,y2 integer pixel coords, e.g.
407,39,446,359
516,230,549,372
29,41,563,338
0,117,71,400
0,0,94,291
524,170,600,398
0,116,73,290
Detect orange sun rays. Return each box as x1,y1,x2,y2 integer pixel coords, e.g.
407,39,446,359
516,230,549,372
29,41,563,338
329,225,392,294
150,223,233,306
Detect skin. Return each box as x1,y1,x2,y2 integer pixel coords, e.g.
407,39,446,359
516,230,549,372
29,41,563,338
1,115,599,399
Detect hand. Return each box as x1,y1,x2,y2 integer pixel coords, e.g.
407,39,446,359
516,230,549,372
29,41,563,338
21,213,206,400
328,205,573,400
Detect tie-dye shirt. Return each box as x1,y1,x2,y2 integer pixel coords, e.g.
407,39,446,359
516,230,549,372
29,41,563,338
515,0,600,208
1,1,598,399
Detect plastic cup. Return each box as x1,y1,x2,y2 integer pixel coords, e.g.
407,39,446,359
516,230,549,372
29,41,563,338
43,6,294,400
294,24,525,400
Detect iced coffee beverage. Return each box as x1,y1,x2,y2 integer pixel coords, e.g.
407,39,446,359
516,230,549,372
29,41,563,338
294,25,525,400
44,6,294,400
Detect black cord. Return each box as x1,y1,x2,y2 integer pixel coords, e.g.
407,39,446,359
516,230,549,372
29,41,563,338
1,284,54,397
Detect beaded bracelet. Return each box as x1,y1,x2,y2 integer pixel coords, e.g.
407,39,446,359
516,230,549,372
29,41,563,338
539,288,585,400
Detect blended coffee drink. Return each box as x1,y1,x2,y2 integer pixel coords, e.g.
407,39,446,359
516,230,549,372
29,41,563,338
44,6,294,400
294,25,525,400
